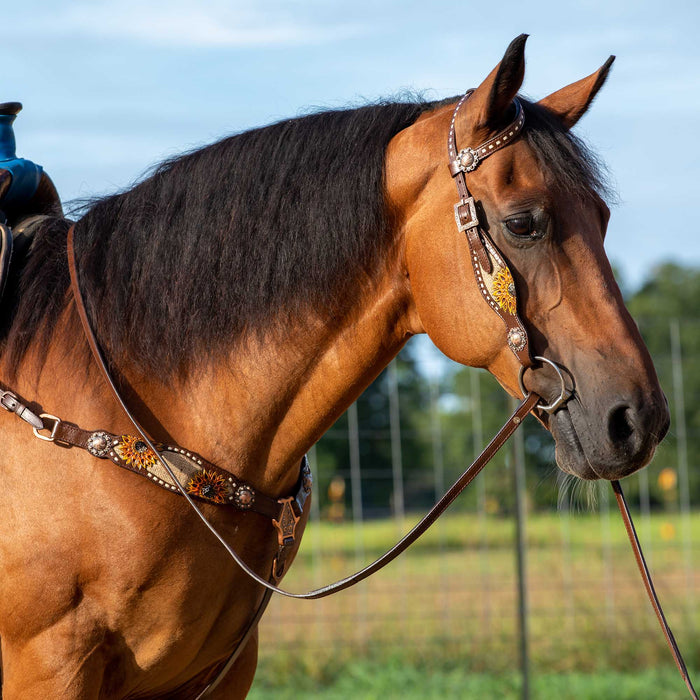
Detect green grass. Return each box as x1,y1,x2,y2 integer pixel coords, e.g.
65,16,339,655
250,510,700,696
249,661,697,699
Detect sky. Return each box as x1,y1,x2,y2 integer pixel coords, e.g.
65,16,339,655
2,0,699,290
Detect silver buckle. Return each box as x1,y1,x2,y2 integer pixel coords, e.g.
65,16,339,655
454,197,479,232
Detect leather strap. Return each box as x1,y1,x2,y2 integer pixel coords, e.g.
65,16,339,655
0,221,11,303
612,480,699,699
41,417,310,522
447,92,532,368
151,391,538,600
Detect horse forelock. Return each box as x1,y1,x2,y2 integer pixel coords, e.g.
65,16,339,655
519,98,613,204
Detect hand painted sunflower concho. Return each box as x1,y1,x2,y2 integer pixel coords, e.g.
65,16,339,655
469,237,528,357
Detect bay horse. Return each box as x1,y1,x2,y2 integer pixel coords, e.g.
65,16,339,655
0,35,668,698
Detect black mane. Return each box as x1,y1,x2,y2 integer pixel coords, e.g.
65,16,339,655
0,96,608,378
1,101,432,376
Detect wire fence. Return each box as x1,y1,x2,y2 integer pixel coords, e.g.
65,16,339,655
257,318,700,687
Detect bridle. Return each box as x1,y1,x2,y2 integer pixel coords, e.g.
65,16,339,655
1,90,696,699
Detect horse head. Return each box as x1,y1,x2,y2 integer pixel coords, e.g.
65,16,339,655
392,35,669,481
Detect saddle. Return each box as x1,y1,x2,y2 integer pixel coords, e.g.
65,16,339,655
0,101,63,305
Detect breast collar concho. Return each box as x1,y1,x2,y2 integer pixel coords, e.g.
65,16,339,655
1,387,312,568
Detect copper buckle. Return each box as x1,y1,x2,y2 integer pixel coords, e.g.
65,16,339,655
272,497,301,547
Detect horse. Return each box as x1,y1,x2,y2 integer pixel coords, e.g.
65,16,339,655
0,35,669,698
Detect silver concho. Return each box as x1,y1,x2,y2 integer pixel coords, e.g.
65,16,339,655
457,147,479,172
87,431,112,458
507,327,527,353
234,485,255,509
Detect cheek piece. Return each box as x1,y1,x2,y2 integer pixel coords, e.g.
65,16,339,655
447,90,531,369
447,91,570,414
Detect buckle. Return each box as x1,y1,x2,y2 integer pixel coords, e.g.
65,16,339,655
454,197,479,232
272,497,301,547
33,413,62,442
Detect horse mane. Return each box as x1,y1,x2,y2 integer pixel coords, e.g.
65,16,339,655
0,96,609,379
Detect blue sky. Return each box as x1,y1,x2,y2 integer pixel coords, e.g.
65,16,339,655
3,0,699,289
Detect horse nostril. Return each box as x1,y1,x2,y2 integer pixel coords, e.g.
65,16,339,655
608,404,634,446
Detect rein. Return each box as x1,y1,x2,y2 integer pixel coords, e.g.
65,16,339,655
1,90,696,698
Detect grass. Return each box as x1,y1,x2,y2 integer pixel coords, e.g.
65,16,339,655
249,510,700,696
249,663,697,699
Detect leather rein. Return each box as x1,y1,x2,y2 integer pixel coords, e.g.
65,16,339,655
1,91,697,698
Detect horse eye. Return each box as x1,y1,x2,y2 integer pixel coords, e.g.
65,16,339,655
505,215,534,237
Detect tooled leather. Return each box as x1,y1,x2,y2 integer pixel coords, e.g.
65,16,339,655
447,93,533,368
51,417,308,521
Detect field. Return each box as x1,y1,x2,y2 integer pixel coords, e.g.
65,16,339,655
248,510,700,698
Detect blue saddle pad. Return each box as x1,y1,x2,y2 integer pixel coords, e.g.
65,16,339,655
0,157,43,206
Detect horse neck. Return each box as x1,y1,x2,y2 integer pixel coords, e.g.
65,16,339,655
5,254,417,497
172,263,418,495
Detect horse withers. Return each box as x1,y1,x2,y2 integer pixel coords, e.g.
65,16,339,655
0,36,667,699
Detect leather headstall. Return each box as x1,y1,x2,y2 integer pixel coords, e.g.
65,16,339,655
447,90,532,369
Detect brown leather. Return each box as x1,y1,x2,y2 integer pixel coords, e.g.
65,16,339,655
163,391,539,600
612,480,699,699
47,417,309,522
0,221,11,303
447,93,533,368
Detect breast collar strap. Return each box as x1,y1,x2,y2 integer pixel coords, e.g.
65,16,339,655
447,90,532,368
33,413,312,527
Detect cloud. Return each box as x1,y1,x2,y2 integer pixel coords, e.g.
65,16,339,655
13,0,365,48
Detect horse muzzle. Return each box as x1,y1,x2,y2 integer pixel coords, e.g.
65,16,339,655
522,358,670,481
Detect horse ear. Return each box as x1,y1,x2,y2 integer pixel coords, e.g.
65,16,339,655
537,56,615,129
464,34,528,134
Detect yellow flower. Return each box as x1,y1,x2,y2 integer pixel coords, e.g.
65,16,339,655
115,435,159,470
492,267,517,315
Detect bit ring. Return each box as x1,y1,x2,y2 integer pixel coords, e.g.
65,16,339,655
519,356,571,414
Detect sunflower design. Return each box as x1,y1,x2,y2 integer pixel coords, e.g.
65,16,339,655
115,435,159,470
186,469,228,504
491,267,517,316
